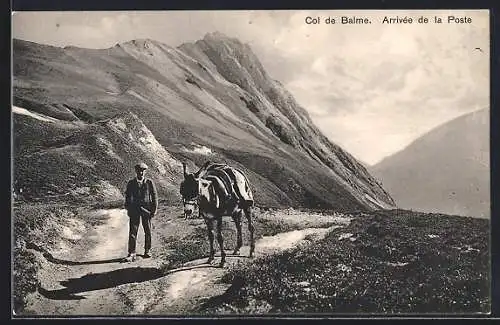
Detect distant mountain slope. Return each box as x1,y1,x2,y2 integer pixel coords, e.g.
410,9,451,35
370,108,489,218
13,34,395,211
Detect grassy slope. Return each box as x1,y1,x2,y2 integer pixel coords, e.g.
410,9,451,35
13,106,369,211
12,202,105,313
202,210,490,314
13,111,185,205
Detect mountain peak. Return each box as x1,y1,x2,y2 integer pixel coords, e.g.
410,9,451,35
203,31,233,41
117,38,167,50
202,31,247,48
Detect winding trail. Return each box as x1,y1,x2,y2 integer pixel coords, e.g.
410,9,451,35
23,208,350,315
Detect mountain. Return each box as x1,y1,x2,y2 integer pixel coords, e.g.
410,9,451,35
12,33,395,211
370,108,489,218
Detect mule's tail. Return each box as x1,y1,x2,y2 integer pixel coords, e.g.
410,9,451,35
241,199,254,209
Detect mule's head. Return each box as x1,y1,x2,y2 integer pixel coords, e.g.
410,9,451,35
180,162,199,216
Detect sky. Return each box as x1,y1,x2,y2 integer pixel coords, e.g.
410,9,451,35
12,10,490,165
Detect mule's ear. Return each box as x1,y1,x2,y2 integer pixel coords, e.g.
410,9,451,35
194,161,211,178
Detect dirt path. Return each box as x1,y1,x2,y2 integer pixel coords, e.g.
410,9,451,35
23,208,350,315
144,226,341,314
24,209,163,315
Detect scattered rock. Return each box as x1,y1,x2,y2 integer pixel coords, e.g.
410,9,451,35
336,263,352,273
385,261,409,267
297,281,310,287
338,233,354,241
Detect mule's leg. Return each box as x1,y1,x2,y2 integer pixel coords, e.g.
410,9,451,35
205,217,215,264
216,217,226,267
244,206,255,258
232,210,243,255
183,199,188,220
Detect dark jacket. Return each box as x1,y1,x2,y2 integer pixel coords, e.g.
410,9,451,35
125,178,158,216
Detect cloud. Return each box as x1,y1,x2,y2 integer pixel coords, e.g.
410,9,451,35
13,12,141,48
269,11,489,165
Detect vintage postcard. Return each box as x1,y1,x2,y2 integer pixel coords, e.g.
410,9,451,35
11,10,490,316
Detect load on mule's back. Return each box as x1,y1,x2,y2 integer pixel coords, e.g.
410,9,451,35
179,161,255,267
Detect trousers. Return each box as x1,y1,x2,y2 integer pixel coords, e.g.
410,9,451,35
128,209,152,254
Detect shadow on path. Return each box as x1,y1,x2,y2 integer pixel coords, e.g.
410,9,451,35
26,242,124,266
38,263,219,300
38,267,163,300
46,253,125,266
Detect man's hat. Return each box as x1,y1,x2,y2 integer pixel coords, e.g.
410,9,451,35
135,162,148,170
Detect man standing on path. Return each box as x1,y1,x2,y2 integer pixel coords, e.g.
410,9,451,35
124,163,158,262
